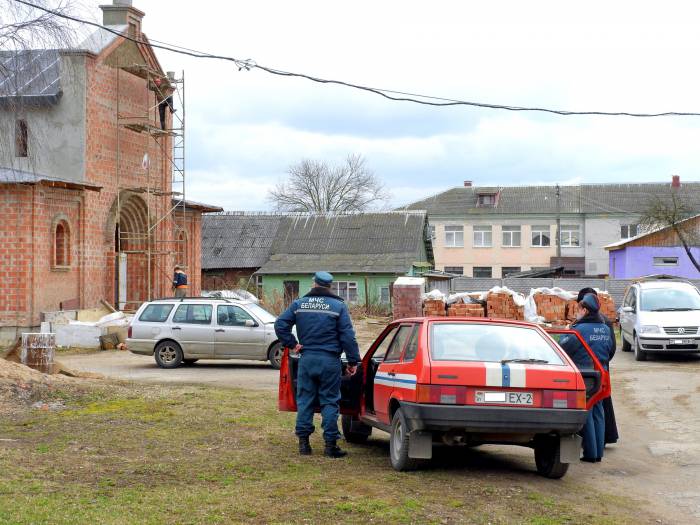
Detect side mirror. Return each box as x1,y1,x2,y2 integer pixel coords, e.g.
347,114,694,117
621,306,634,313
244,319,256,328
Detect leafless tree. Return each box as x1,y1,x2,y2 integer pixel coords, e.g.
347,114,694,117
640,187,700,273
268,154,390,213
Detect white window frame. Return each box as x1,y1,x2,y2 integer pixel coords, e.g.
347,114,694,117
621,224,639,239
444,266,464,275
653,257,679,267
444,225,464,248
560,225,581,248
501,226,521,247
502,266,521,277
473,225,492,248
332,281,358,302
427,225,436,241
531,225,551,247
473,266,493,278
478,194,496,206
379,286,390,304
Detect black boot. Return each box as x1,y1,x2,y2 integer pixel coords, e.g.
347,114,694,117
298,436,312,456
324,440,348,458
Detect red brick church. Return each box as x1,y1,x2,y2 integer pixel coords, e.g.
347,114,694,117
0,1,220,342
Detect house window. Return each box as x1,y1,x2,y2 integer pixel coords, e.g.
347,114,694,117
502,226,521,247
653,257,679,267
621,224,639,239
560,225,581,247
427,225,436,241
473,225,492,247
477,194,497,207
15,119,28,157
379,286,390,304
54,220,70,267
444,266,464,275
502,267,521,277
332,281,358,302
256,275,263,298
532,225,551,247
445,226,464,247
473,267,492,278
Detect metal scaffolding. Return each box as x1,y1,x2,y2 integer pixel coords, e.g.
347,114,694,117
114,63,186,310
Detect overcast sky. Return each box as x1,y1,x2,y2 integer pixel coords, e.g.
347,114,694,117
89,1,700,210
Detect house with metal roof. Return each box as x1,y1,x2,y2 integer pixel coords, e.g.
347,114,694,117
400,177,700,278
201,213,285,291
249,211,433,307
605,214,700,279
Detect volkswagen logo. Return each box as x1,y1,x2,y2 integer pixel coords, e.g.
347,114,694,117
678,327,686,334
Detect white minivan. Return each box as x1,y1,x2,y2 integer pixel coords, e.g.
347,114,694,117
619,280,700,361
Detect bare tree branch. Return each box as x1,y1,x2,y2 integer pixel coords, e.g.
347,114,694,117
639,186,700,273
268,154,391,213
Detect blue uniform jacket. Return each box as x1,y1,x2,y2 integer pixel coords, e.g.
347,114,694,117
560,313,613,370
173,272,187,287
274,287,361,365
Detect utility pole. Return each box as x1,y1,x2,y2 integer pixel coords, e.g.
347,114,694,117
555,184,561,259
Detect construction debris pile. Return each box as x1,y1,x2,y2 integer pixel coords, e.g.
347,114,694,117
421,286,617,327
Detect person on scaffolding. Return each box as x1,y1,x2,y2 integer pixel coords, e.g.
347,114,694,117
172,265,188,298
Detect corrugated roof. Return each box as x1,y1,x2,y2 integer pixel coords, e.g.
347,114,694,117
202,213,285,270
400,182,700,216
0,167,101,191
0,49,62,106
257,211,429,274
77,25,127,55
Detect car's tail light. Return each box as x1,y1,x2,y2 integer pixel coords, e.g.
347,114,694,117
128,326,132,338
542,389,585,409
416,384,467,404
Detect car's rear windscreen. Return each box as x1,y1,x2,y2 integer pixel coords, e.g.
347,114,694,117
430,323,565,365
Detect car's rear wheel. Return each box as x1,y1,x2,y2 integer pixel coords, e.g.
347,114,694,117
389,408,422,471
268,342,284,370
341,415,372,444
534,436,569,479
183,359,199,366
621,334,632,352
633,334,647,361
154,341,183,369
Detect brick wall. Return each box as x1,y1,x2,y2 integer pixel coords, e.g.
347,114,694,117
392,284,423,320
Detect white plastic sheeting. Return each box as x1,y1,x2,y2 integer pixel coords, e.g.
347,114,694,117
203,289,260,303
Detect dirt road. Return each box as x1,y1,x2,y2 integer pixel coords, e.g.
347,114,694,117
59,343,700,524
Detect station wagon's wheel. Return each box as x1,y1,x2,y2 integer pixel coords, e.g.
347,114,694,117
389,408,422,471
633,334,647,362
342,415,372,444
154,341,183,369
534,436,569,479
621,334,632,352
183,359,199,366
268,342,284,370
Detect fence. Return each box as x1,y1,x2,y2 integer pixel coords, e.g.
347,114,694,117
450,277,700,307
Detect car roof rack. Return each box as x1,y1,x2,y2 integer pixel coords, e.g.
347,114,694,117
149,296,237,303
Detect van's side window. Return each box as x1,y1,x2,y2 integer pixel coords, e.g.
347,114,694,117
173,304,213,324
139,304,174,322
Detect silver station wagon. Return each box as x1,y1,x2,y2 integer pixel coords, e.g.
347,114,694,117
127,297,287,369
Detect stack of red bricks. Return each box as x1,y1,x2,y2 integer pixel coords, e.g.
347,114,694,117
392,284,423,320
486,292,524,320
534,293,568,324
598,293,617,322
447,302,485,317
423,299,447,317
565,300,579,322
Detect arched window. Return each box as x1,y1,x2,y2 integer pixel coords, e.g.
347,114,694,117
176,230,187,268
54,221,70,267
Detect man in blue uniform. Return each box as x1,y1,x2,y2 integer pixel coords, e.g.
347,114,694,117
275,271,361,458
560,293,613,462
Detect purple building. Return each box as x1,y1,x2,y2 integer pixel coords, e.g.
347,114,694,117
606,215,700,279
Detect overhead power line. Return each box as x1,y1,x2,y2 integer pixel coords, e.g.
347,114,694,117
12,0,700,118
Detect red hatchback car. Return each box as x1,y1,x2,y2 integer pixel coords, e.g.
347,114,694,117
279,317,610,478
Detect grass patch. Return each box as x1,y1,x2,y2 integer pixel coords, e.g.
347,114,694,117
0,383,648,524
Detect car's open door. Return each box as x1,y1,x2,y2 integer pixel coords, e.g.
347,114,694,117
278,348,363,415
547,329,611,409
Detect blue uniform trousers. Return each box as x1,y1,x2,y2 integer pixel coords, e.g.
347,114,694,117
582,401,605,460
295,351,342,442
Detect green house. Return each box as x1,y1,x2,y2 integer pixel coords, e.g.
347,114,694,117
255,211,433,308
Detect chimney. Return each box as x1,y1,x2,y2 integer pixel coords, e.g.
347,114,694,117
100,0,145,36
672,175,681,188
464,180,472,187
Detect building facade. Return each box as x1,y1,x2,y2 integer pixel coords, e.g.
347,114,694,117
403,179,700,278
0,1,219,342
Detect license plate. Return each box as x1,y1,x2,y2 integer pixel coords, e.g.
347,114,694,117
475,391,533,405
672,339,694,345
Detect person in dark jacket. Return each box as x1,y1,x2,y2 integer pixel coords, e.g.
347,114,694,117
172,266,188,297
561,293,613,462
275,271,361,458
577,287,619,445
